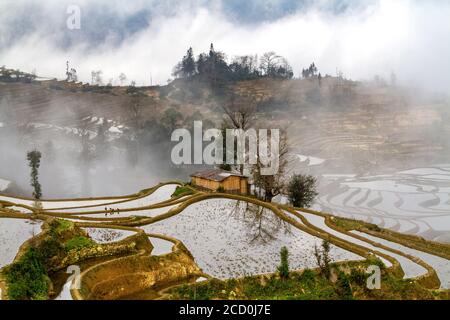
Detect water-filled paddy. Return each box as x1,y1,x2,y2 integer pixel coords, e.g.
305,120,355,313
82,228,135,243
50,184,178,214
316,166,450,242
143,199,362,279
0,218,42,268
351,231,450,289
294,211,430,278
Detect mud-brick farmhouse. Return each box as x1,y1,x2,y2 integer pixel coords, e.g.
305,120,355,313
190,169,249,194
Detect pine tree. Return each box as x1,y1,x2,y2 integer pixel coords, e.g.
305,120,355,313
27,150,42,200
277,246,290,279
182,47,197,77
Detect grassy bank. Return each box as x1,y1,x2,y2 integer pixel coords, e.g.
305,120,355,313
165,259,442,300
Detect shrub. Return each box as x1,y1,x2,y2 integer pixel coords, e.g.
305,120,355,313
65,236,94,251
336,271,353,300
299,269,316,284
349,268,368,288
314,240,332,279
277,247,290,279
39,238,65,262
217,186,225,193
287,174,318,208
5,247,49,300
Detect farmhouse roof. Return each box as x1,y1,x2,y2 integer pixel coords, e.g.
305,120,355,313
190,169,247,182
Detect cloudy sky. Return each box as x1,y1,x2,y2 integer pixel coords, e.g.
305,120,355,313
1,0,449,92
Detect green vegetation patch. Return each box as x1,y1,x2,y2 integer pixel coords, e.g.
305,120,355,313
172,185,193,198
50,219,74,236
332,217,381,232
167,258,437,300
168,271,339,300
65,236,95,251
4,247,50,300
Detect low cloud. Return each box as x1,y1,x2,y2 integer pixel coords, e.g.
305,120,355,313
0,0,449,92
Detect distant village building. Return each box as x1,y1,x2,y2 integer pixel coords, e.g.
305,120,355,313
190,169,249,194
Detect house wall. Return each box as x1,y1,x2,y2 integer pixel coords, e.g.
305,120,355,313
192,176,248,194
192,177,220,190
240,180,248,194
222,176,242,191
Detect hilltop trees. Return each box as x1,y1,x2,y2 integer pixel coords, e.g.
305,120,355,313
119,73,127,86
260,52,293,79
91,70,103,85
66,61,78,82
0,66,36,83
198,44,230,87
302,63,318,78
172,44,293,84
27,150,42,200
229,55,260,80
173,47,197,78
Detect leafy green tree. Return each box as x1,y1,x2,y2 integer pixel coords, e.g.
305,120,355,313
277,246,290,279
27,150,42,200
287,174,318,208
206,43,229,86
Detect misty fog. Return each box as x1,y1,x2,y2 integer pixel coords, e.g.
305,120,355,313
1,0,450,92
1,0,450,242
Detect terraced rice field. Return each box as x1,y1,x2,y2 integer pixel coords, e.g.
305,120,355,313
0,219,42,268
1,182,449,299
315,165,450,243
142,199,363,279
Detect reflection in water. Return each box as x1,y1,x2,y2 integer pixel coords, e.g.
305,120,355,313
230,201,292,244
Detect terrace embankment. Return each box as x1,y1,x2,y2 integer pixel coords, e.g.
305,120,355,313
72,234,203,300
0,218,145,300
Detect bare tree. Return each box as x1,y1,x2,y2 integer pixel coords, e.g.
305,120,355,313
91,70,103,85
260,52,282,76
119,73,127,86
221,94,257,174
222,94,256,130
252,130,290,202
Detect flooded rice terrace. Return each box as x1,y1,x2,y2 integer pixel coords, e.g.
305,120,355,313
315,164,450,243
0,219,42,269
143,199,362,279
